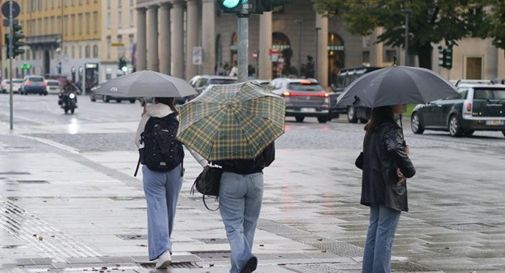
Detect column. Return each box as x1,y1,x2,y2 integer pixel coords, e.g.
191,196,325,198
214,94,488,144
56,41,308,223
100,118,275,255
498,49,505,79
136,7,147,71
201,0,216,75
146,5,159,71
159,3,171,75
259,11,272,80
186,0,199,79
316,13,328,88
171,1,185,78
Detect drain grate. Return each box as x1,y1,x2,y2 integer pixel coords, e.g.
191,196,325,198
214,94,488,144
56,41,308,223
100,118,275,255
191,250,230,260
16,180,49,184
140,262,201,269
116,234,147,240
198,238,229,244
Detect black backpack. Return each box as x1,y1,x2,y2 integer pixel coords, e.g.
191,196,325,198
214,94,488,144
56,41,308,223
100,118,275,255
138,113,184,172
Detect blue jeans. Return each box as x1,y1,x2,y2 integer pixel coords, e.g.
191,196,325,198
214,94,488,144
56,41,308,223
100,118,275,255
362,206,401,273
219,172,264,273
142,165,183,260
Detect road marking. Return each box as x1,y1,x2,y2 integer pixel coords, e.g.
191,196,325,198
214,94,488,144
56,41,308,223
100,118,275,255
18,134,80,154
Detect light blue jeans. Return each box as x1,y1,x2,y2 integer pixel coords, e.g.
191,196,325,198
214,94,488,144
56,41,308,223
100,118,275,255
362,205,401,273
219,172,264,273
142,165,183,261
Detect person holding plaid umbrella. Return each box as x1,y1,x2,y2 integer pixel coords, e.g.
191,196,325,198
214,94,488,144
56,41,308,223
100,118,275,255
177,82,285,273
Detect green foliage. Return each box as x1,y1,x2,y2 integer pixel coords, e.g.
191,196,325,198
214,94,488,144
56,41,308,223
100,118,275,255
484,0,505,49
313,0,488,68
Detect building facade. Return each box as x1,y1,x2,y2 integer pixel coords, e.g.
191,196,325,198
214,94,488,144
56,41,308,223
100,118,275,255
1,0,101,81
100,0,137,82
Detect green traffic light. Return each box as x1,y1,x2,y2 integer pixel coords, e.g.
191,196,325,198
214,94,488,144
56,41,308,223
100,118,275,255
223,0,241,8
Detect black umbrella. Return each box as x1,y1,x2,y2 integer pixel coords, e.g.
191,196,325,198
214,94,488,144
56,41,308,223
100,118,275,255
336,66,458,108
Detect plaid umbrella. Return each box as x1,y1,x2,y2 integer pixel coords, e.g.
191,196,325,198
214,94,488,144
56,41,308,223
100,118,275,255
177,82,285,161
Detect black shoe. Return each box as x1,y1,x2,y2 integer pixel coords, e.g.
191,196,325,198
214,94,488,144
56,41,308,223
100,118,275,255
240,256,258,273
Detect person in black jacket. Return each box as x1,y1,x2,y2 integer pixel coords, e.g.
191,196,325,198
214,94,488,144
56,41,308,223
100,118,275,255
214,142,275,273
355,105,416,273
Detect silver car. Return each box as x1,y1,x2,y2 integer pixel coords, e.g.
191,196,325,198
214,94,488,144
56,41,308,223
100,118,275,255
45,79,62,95
270,78,330,123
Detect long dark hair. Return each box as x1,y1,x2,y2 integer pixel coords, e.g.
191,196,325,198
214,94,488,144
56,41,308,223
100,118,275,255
364,106,394,133
155,97,178,115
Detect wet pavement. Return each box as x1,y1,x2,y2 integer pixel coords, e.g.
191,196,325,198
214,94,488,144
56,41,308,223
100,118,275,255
1,95,505,272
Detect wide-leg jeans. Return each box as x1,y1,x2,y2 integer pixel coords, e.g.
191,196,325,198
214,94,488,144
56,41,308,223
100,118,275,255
362,205,401,273
142,165,183,260
219,172,264,273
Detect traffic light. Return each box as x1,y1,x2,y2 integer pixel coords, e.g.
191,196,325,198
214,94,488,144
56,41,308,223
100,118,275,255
118,57,128,71
217,0,243,13
438,46,453,69
5,22,25,59
251,0,290,14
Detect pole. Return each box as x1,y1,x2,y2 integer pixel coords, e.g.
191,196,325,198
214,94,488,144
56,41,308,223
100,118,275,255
297,20,303,77
9,0,14,131
403,8,410,66
237,4,249,82
315,27,320,79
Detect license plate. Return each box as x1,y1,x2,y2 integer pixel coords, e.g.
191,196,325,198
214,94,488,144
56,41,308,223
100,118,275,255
301,108,316,113
486,120,504,126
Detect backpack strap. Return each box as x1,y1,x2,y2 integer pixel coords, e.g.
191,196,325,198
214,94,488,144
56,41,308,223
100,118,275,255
133,154,141,177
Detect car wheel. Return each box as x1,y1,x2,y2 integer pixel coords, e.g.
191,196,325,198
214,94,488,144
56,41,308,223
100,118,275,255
129,99,136,104
116,99,122,103
70,108,75,114
317,117,328,123
347,106,358,123
463,130,474,137
502,130,505,137
359,118,368,123
90,96,96,102
295,116,305,123
448,115,463,137
411,112,425,134
64,108,68,114
104,95,110,103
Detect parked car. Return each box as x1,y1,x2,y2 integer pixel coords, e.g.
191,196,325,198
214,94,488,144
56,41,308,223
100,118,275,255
89,87,136,104
1,79,23,93
45,79,62,94
181,75,238,104
20,76,48,95
329,66,382,123
411,83,505,137
270,78,330,123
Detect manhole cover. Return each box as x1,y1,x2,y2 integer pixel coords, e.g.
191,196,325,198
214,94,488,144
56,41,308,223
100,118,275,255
140,262,201,269
16,180,49,184
116,234,147,240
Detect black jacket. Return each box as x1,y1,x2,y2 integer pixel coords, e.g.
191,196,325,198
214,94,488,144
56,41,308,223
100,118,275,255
356,121,416,212
214,142,275,175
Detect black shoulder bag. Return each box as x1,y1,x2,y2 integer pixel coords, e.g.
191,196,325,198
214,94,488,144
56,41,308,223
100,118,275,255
191,165,223,211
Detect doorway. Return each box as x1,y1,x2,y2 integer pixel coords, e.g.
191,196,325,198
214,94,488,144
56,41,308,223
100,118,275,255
466,57,482,79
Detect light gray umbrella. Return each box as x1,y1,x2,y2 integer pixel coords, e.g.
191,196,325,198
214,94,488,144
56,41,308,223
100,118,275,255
337,66,458,107
93,70,197,98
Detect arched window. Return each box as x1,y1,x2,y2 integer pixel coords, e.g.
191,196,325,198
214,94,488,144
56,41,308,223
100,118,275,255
85,45,91,58
93,45,99,58
328,33,345,86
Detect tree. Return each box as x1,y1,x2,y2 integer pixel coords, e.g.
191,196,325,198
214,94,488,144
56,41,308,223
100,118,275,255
314,0,487,69
483,1,505,49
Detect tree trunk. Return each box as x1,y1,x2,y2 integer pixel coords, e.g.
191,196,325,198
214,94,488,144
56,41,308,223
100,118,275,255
417,44,433,69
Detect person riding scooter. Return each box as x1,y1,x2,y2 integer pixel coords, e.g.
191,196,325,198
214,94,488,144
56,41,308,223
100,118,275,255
58,82,78,114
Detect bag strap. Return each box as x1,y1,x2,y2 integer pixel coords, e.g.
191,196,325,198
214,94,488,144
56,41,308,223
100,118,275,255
202,195,219,211
133,154,141,177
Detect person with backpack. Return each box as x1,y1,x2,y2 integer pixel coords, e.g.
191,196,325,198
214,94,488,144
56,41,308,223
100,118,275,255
134,97,205,269
214,142,275,273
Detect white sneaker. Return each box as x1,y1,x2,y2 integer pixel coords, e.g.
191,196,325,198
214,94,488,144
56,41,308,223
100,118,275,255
155,250,172,269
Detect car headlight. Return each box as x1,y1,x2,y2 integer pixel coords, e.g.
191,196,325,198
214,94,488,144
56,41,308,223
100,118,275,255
69,93,76,99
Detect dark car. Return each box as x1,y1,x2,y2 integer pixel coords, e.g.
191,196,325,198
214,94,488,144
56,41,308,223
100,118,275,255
270,78,330,123
20,76,48,95
329,66,382,123
89,84,136,104
411,83,505,137
179,75,238,104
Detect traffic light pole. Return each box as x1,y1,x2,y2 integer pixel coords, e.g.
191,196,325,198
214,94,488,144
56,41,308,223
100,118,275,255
9,0,14,131
237,4,248,82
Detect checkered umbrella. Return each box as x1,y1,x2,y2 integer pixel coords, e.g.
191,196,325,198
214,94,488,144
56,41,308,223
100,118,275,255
177,82,285,161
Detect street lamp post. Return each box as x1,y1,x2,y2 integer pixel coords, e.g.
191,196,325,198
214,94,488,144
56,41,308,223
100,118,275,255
315,27,321,79
296,19,303,77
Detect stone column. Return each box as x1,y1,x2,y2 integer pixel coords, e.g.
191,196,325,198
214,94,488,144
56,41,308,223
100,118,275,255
186,0,199,79
159,3,171,75
136,7,147,71
171,1,185,78
316,13,328,88
498,49,505,79
201,0,216,75
259,11,272,80
146,5,159,71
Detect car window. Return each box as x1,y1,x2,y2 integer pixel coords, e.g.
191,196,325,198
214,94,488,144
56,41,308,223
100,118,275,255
13,79,23,83
28,77,44,82
47,81,59,86
196,78,208,88
209,78,236,85
473,88,505,100
288,82,324,92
